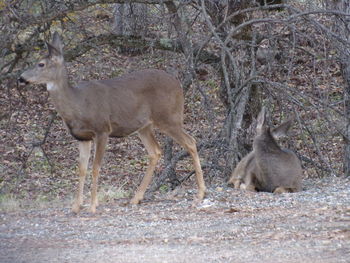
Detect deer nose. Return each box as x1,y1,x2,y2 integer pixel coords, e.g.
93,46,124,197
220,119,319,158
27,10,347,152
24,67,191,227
17,76,29,85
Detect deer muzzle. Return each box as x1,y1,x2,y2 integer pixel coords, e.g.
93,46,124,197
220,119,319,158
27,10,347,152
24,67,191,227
17,76,29,85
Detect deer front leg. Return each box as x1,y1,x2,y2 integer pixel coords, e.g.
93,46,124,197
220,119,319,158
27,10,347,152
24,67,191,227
72,140,92,214
90,133,108,213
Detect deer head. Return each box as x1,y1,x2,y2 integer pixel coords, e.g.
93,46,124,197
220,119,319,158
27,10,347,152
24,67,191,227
18,32,66,91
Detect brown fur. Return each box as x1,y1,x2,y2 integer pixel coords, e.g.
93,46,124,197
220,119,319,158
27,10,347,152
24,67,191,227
228,107,302,193
19,32,206,213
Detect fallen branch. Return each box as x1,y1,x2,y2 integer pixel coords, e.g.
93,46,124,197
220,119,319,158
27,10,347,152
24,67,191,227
17,112,57,177
1,33,219,82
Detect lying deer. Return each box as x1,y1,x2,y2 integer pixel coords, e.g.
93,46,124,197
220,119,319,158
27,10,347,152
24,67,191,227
18,32,206,213
228,107,302,193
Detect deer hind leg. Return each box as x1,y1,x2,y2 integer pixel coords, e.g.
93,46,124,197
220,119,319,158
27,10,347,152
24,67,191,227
90,133,108,213
72,140,92,214
228,175,242,189
130,125,161,205
228,164,245,189
241,172,256,192
227,174,242,189
164,127,206,201
233,179,243,189
273,187,294,194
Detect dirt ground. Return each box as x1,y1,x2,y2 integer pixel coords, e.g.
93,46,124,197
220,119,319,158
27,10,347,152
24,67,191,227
1,177,349,263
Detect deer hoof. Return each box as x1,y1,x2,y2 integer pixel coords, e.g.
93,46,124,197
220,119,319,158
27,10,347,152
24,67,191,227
72,203,81,214
273,187,289,194
89,205,97,214
245,184,256,192
130,197,141,205
197,188,206,201
233,179,242,189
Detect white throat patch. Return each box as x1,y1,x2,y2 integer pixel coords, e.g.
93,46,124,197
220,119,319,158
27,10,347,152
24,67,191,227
47,82,58,91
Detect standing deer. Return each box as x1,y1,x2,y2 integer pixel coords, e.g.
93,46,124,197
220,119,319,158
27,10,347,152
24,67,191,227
18,32,206,213
228,107,302,193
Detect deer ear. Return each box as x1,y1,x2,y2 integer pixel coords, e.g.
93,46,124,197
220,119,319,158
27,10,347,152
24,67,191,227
256,106,267,132
51,32,63,53
47,31,63,57
46,42,62,58
271,117,295,139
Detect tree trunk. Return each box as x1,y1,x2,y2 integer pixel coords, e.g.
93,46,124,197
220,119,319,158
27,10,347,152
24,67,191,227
344,67,350,176
113,3,149,55
202,0,260,177
341,1,350,176
329,0,350,175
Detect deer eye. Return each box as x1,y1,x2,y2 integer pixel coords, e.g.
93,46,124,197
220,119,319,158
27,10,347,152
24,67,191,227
38,63,45,68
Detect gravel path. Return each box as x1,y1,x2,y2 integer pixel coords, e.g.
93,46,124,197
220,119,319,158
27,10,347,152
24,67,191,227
1,177,350,263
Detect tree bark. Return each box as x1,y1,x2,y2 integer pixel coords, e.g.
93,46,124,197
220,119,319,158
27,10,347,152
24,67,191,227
344,63,350,176
201,0,260,177
341,1,350,176
113,2,149,54
328,0,350,176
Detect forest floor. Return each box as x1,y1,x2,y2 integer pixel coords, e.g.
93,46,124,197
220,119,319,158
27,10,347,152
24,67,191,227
1,176,349,263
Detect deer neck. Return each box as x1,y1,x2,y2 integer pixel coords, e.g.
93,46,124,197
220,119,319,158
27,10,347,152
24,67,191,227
47,67,77,120
253,131,281,155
